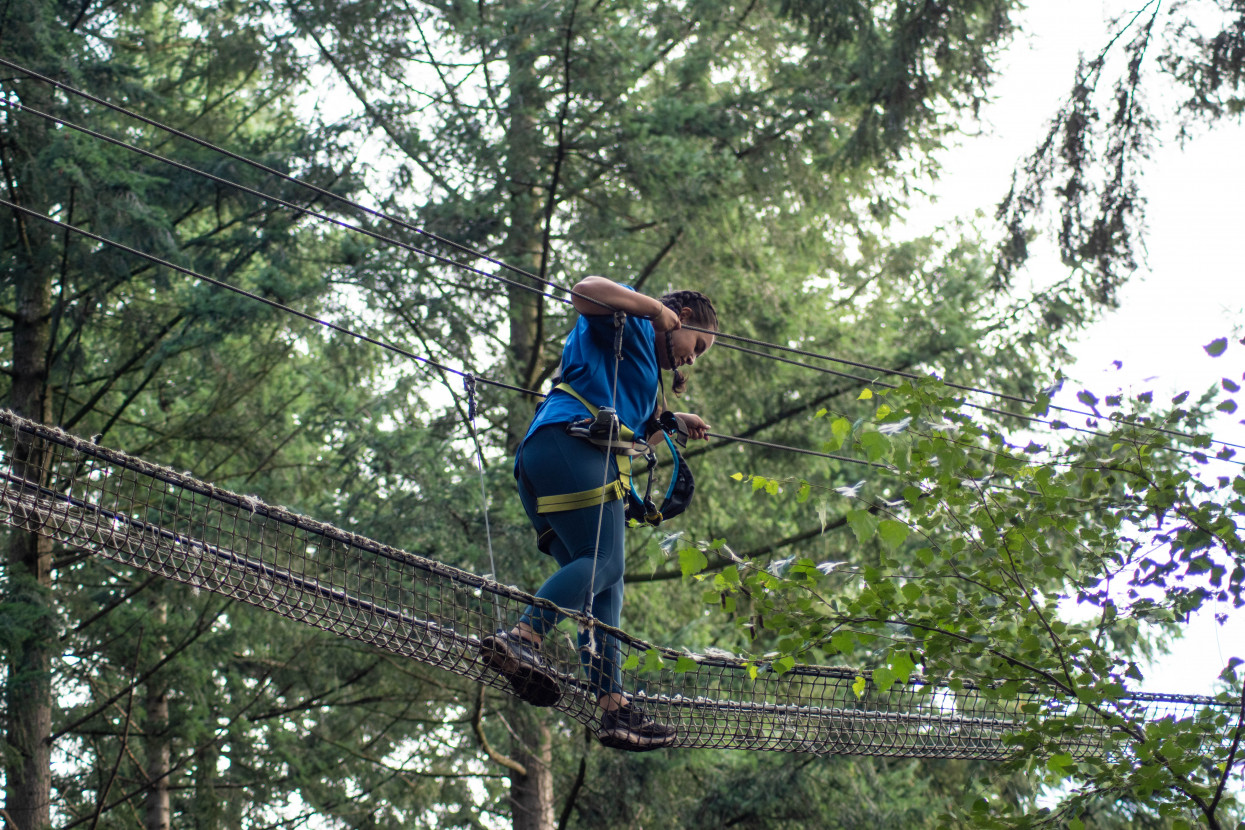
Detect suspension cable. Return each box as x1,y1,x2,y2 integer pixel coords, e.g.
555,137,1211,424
0,55,624,314
686,327,1245,454
4,98,568,308
709,340,1243,466
463,374,504,627
2,196,885,473
3,55,1239,458
0,196,524,398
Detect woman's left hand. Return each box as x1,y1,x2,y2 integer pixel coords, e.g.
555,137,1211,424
675,412,711,440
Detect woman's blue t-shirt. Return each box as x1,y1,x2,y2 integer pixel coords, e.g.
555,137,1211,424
523,293,659,447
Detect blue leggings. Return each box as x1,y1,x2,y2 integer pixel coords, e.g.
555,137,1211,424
515,425,625,698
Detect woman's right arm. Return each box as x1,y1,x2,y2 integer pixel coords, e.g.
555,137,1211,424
571,276,681,332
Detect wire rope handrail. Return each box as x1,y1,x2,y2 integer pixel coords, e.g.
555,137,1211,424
0,196,879,471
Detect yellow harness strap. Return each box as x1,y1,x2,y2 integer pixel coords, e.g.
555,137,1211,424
535,479,625,514
533,383,641,515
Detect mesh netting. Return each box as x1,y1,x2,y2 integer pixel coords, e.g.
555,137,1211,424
0,409,1236,759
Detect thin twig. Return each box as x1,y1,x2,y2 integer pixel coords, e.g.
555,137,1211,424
472,685,527,777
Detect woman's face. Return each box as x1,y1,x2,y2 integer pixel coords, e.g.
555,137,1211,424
657,310,715,370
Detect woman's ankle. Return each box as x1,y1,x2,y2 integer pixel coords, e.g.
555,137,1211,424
597,693,627,712
511,623,541,647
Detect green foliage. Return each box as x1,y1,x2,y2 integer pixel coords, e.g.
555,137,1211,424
3,0,1240,827
2,2,487,827
711,341,1245,827
567,748,1009,829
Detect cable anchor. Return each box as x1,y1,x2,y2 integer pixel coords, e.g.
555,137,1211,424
464,372,477,421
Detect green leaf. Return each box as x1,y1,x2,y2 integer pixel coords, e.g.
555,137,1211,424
901,582,923,603
642,649,665,672
674,656,698,673
1204,337,1229,357
622,653,640,670
878,519,909,551
1046,753,1075,777
873,667,897,693
858,388,873,400
860,430,891,461
876,403,891,419
852,674,866,698
846,509,879,544
797,481,811,503
679,547,709,577
730,472,744,481
830,417,852,448
773,655,795,674
890,651,916,681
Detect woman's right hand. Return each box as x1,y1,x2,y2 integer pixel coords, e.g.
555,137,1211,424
651,303,681,333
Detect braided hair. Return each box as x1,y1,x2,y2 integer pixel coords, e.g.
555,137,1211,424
658,290,719,395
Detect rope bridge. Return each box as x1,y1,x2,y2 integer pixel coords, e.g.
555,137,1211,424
0,410,1234,760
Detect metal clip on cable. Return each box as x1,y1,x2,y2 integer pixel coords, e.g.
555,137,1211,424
612,310,626,360
588,406,620,443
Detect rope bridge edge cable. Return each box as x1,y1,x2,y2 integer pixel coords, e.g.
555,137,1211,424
0,409,1236,761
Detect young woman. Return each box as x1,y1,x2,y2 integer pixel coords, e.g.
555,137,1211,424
480,276,717,750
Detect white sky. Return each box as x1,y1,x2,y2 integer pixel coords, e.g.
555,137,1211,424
912,0,1245,695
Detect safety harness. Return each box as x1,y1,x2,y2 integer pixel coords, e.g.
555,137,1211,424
533,381,696,540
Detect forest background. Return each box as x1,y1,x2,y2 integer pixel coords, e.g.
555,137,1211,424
1,1,1243,829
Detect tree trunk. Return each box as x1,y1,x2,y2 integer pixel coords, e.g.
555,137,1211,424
496,13,561,827
4,233,55,829
502,21,550,451
144,590,171,830
3,62,56,826
3,450,54,830
500,17,564,830
509,718,555,830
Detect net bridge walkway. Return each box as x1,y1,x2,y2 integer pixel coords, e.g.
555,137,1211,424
0,409,1235,760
